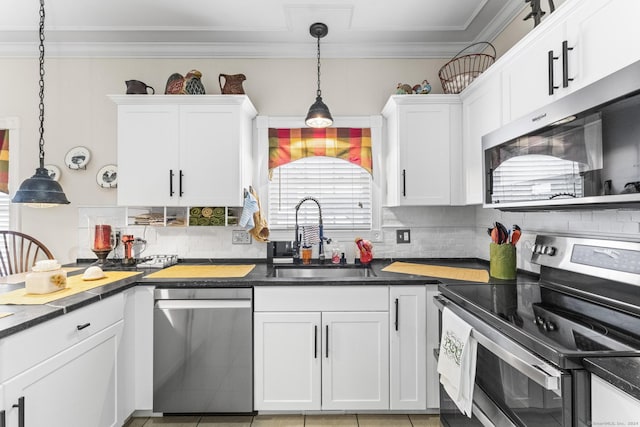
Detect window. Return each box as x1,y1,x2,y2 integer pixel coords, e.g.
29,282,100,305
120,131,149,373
0,192,9,229
268,156,372,230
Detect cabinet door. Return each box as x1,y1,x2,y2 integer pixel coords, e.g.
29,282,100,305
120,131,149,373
322,311,389,410
425,288,440,409
254,312,321,411
398,104,453,205
461,76,502,205
2,322,122,427
390,286,426,410
592,375,640,424
179,105,245,206
501,24,565,122
117,105,179,206
567,0,640,92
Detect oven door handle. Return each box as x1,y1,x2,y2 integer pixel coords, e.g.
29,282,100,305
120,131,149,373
434,295,562,391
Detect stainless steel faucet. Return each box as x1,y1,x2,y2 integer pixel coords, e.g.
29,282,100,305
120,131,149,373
294,196,330,263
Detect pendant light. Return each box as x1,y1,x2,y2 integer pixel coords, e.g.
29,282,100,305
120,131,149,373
12,0,70,207
305,23,333,128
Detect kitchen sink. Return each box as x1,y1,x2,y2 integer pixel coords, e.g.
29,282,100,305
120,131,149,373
269,265,375,279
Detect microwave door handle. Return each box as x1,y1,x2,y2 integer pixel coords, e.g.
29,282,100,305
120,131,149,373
434,295,561,391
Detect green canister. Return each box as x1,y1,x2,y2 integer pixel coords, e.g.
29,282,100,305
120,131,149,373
489,243,517,279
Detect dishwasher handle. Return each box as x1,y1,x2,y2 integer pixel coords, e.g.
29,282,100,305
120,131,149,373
155,300,251,310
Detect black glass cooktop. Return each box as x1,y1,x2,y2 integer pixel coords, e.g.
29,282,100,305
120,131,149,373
439,281,640,368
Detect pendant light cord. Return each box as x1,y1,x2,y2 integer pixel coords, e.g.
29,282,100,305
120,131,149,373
38,0,46,169
316,35,322,98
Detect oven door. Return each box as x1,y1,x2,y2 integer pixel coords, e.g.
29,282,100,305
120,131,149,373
434,295,587,427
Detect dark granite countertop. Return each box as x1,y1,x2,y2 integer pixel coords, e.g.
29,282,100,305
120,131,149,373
585,357,640,401
0,257,527,339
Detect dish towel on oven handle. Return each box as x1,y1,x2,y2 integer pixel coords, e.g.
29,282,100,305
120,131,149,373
437,307,478,418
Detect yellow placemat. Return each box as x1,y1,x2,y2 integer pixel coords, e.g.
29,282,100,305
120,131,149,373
144,264,256,279
0,271,141,305
0,312,13,319
382,262,489,283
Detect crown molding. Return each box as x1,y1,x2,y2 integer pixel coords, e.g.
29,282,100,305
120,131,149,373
0,41,482,59
0,2,526,60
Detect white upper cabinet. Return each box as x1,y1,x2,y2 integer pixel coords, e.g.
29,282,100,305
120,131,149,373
382,95,462,206
565,0,640,91
460,73,502,205
500,0,640,123
110,95,257,207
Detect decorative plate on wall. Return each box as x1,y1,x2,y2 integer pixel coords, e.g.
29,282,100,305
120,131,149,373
65,146,91,170
97,164,117,188
43,164,61,181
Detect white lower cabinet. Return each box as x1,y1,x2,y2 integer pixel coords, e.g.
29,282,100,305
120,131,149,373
592,374,640,424
389,286,426,410
322,311,389,410
254,286,389,411
2,321,122,427
0,294,124,427
117,286,154,424
254,312,321,411
425,288,440,409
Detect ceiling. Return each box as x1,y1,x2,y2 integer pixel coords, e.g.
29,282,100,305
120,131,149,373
0,0,527,59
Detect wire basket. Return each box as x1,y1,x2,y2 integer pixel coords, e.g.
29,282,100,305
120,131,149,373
439,42,496,94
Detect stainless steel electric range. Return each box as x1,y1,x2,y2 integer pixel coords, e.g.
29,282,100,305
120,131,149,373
435,235,640,427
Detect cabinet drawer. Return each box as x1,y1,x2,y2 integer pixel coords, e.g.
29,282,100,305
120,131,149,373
255,286,388,312
0,293,124,382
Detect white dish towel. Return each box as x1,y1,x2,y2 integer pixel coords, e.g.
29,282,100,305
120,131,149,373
239,192,258,229
437,307,478,418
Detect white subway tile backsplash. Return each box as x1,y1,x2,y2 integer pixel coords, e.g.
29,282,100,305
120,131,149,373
77,204,640,268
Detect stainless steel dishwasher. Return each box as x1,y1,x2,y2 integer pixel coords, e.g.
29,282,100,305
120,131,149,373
153,288,253,414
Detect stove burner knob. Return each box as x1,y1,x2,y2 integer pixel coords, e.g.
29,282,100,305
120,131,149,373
543,246,556,256
543,321,557,332
534,316,544,326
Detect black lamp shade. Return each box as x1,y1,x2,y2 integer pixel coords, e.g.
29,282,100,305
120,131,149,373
305,96,334,128
12,167,70,206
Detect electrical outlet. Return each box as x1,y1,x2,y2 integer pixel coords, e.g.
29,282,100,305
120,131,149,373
396,229,411,244
232,230,251,244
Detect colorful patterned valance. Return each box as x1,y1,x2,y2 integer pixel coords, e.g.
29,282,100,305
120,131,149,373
269,128,372,175
0,130,8,194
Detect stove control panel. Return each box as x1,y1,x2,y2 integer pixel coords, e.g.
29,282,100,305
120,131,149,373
532,235,640,285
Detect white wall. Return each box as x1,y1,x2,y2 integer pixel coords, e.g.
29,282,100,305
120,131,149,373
0,56,451,263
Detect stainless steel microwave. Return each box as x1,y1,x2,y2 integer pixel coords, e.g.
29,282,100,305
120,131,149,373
483,59,640,210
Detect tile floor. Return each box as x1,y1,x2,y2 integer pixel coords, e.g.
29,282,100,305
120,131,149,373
124,414,441,427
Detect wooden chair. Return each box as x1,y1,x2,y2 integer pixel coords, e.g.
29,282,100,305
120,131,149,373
0,230,54,276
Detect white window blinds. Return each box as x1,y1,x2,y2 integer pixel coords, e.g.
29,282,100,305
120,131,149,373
0,192,9,229
268,156,372,230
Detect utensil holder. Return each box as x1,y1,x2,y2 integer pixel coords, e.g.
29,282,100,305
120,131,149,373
489,243,516,279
